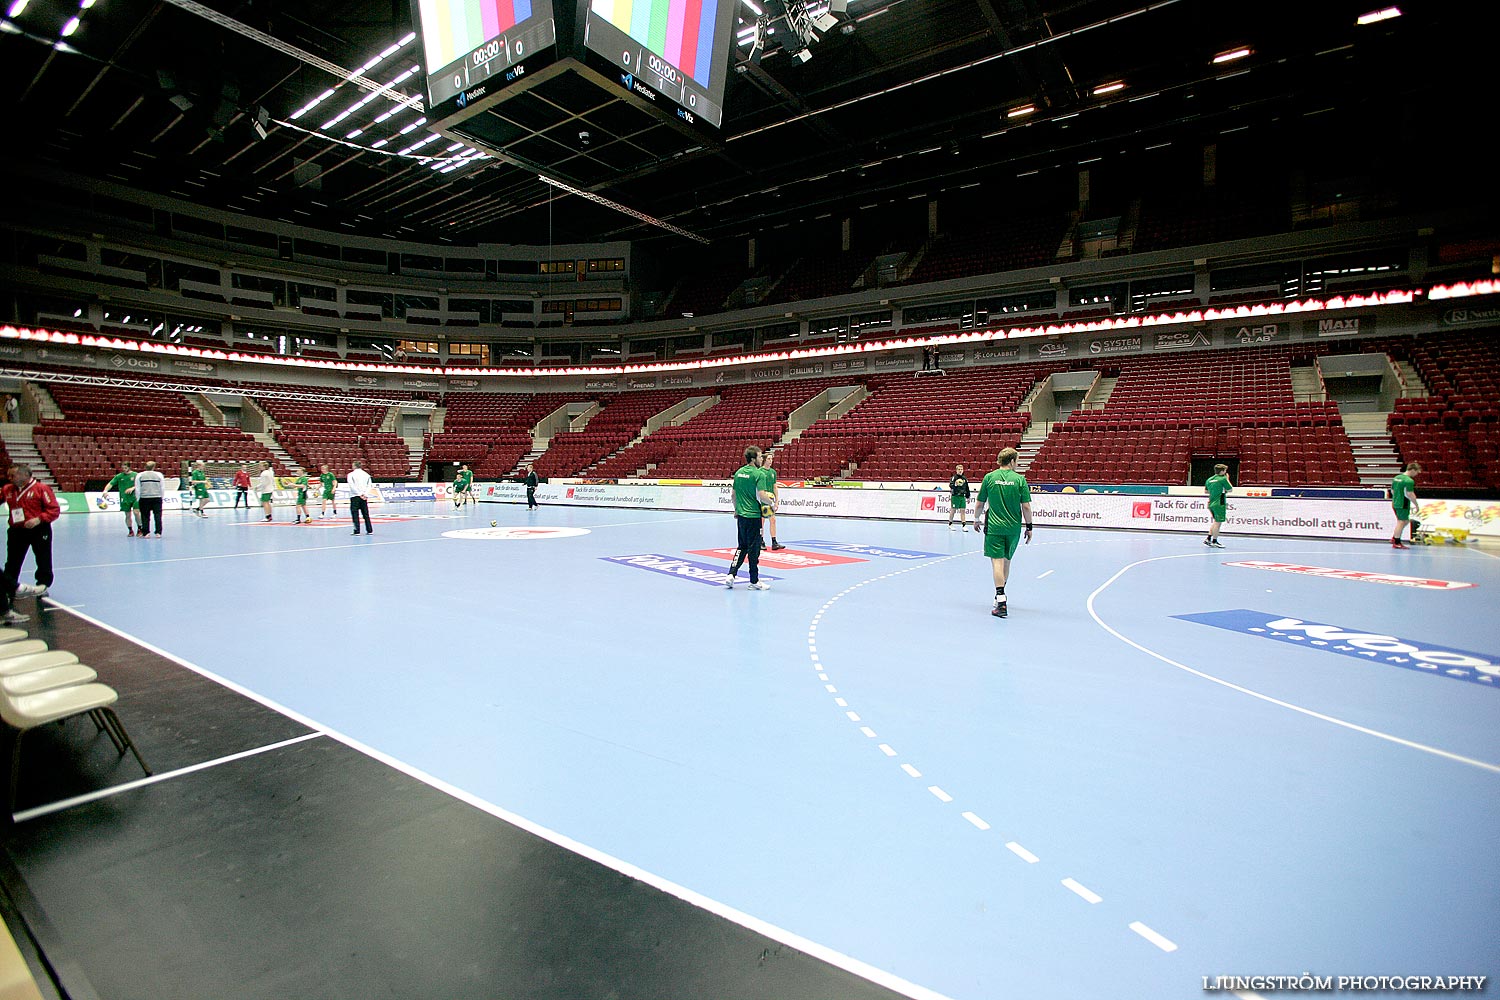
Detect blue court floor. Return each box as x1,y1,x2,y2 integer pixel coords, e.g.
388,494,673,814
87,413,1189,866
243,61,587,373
35,501,1500,999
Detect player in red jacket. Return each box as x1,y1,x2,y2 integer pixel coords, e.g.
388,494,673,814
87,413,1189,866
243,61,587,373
1,464,61,624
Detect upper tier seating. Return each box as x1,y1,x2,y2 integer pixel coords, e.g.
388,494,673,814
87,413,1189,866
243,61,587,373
907,214,1070,285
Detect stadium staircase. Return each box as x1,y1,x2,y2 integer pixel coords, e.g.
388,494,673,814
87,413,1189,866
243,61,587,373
251,435,302,474
0,425,54,487
187,394,226,426
24,384,64,422
1344,413,1404,486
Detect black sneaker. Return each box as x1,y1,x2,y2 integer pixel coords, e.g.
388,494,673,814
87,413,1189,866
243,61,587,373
770,542,786,550
1210,539,1225,548
992,599,1008,618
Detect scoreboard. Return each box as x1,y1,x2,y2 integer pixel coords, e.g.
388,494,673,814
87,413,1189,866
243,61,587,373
417,0,560,120
580,0,737,129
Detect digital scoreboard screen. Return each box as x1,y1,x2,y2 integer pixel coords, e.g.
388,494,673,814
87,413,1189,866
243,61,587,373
582,0,737,129
416,0,559,119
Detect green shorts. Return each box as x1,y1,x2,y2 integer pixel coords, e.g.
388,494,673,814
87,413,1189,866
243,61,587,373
322,490,335,501
260,493,273,504
194,486,209,500
119,498,137,512
1393,503,1410,521
984,528,1023,560
951,496,967,510
1208,502,1227,524
297,491,308,503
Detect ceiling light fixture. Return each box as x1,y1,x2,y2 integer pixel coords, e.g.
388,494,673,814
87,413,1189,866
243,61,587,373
1356,6,1400,24
1212,45,1251,63
1007,104,1036,118
1091,80,1125,96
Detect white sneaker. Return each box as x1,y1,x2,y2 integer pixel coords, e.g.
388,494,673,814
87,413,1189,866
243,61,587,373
723,574,736,588
749,581,771,591
14,584,47,599
2,610,28,624
948,524,955,531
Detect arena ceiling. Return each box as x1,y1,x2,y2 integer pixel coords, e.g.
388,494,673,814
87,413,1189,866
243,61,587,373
0,0,1473,249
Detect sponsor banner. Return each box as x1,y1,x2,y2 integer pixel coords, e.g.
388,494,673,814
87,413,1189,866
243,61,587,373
789,362,825,377
1439,305,1500,327
791,539,940,560
55,491,87,514
1089,335,1142,356
938,350,967,367
1309,316,1367,338
830,358,867,374
585,377,619,390
1174,610,1498,688
662,375,694,387
1031,483,1171,496
712,369,746,384
1404,498,1500,535
627,376,657,389
1033,342,1068,360
0,344,23,357
874,354,912,371
174,359,216,373
974,346,1020,363
478,482,1406,539
404,377,441,390
378,483,440,502
109,354,162,371
1224,323,1286,346
600,553,781,587
447,377,482,389
1223,561,1476,590
1155,330,1212,351
750,366,785,381
351,374,386,387
685,547,868,569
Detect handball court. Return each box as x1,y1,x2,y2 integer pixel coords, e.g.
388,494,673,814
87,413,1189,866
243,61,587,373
1,500,1496,1000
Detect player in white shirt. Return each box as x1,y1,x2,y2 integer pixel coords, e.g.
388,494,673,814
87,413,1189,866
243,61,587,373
347,461,374,535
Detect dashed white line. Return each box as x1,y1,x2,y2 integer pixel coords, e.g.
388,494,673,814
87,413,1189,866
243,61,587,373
859,727,877,738
845,710,861,722
835,698,848,707
961,811,990,831
825,684,838,693
927,785,953,803
1006,842,1040,864
877,744,897,757
900,763,922,778
1061,878,1102,904
1037,569,1055,579
1129,921,1178,953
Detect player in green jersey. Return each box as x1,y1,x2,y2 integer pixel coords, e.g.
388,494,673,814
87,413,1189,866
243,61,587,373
1390,461,1421,549
972,448,1033,618
318,465,337,517
293,473,310,524
948,464,971,531
102,461,141,536
725,446,776,591
453,464,474,509
760,450,785,550
1204,463,1233,548
189,461,211,518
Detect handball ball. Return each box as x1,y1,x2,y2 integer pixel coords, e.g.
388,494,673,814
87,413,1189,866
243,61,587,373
491,520,498,527
96,498,109,509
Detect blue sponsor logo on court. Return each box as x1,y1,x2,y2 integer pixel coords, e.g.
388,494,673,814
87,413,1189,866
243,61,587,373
601,553,781,587
1175,609,1499,688
790,540,940,560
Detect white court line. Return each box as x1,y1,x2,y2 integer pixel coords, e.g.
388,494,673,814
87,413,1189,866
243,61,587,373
1061,878,1102,904
961,811,990,831
1087,550,1500,775
1037,569,1055,579
41,599,959,1000
11,732,324,823
57,535,446,571
900,763,922,778
1128,921,1178,953
878,744,897,757
927,785,953,803
1005,842,1040,863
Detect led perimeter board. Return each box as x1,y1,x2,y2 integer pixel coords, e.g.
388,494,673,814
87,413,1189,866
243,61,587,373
580,0,737,129
416,0,560,121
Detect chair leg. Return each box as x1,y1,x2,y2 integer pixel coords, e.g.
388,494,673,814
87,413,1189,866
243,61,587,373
8,728,24,815
102,709,151,776
92,709,125,754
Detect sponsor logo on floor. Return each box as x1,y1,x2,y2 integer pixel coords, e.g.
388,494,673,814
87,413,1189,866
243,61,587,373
1175,609,1498,687
1224,561,1477,590
789,540,942,560
443,526,591,540
686,547,867,569
600,553,781,586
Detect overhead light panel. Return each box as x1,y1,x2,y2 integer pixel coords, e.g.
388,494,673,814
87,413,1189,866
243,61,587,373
1091,80,1125,96
1356,6,1400,23
1212,45,1252,64
741,0,762,12
1007,104,1036,118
